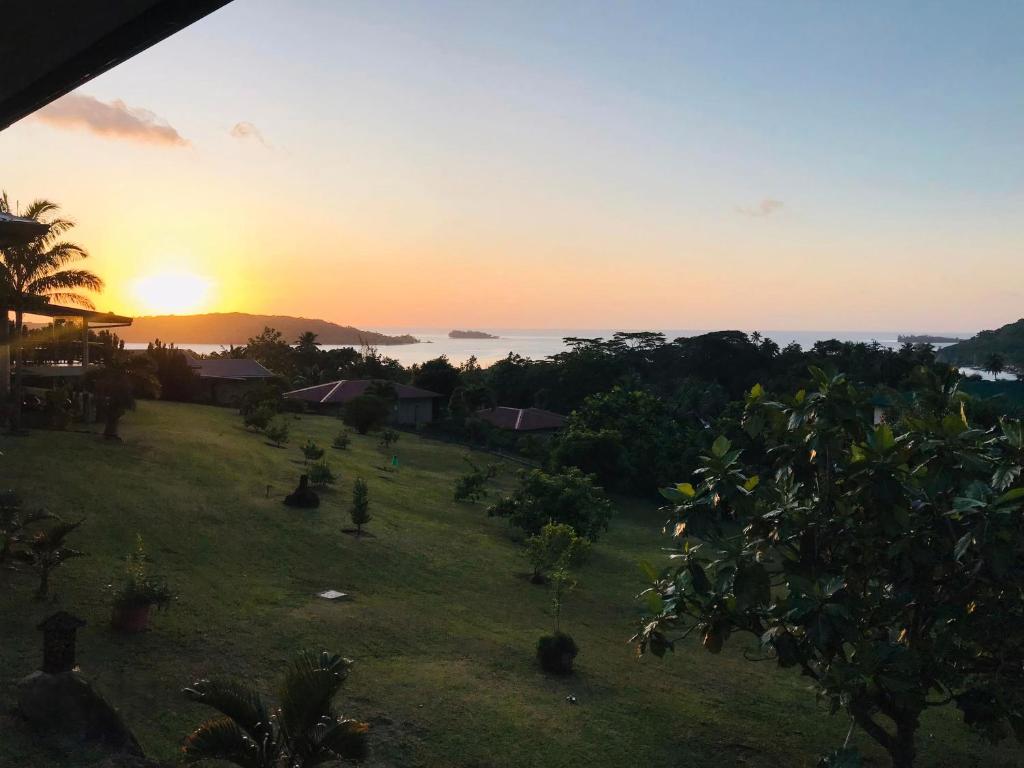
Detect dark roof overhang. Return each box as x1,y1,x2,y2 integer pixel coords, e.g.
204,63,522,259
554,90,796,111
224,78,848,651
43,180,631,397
0,1,233,131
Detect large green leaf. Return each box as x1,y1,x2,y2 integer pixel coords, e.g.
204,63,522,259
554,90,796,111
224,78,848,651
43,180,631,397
734,562,771,610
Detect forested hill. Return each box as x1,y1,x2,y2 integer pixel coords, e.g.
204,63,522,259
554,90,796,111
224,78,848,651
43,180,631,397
117,312,420,346
937,319,1024,368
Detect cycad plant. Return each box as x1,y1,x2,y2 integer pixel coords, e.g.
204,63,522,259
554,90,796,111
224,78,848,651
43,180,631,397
182,650,369,767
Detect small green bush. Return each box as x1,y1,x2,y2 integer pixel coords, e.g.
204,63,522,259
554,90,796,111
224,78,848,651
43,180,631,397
332,431,352,450
378,428,400,450
453,457,499,503
244,404,276,432
308,460,336,488
265,419,290,447
301,439,325,462
537,632,578,675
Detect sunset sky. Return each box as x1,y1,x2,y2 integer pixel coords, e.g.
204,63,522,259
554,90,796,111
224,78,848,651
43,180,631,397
1,1,1021,332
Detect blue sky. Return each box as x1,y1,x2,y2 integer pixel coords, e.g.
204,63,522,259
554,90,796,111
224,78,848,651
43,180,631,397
2,1,1021,330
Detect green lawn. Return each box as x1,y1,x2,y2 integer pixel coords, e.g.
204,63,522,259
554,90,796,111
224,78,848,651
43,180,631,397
0,401,1017,767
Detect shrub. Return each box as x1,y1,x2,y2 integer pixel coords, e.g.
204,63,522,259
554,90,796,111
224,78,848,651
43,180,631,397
301,439,325,463
453,457,499,503
0,491,53,564
525,522,590,583
378,428,400,450
487,467,612,540
109,535,173,629
332,431,352,450
350,478,370,536
343,394,391,434
309,460,337,489
536,632,578,675
265,419,290,447
244,404,275,432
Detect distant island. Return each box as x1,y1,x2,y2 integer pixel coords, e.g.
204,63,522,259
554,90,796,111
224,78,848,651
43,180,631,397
449,329,499,339
117,312,420,346
937,319,1024,369
898,334,963,344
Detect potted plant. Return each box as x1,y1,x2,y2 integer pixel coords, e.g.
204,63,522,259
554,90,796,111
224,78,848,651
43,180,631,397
109,535,173,633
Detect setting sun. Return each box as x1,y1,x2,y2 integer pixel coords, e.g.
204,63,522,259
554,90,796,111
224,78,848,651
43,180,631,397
131,271,213,315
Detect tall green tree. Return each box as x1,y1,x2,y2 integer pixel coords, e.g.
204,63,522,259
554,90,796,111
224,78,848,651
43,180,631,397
634,371,1024,767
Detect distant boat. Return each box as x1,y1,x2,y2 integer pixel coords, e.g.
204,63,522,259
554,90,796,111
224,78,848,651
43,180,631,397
449,329,499,339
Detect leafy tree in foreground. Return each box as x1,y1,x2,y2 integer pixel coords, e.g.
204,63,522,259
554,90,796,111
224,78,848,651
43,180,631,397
350,478,370,536
343,394,390,435
182,650,368,767
633,369,1024,767
487,467,612,540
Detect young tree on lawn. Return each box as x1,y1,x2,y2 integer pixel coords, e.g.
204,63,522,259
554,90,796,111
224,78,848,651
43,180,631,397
633,369,1024,768
525,522,590,584
350,478,370,537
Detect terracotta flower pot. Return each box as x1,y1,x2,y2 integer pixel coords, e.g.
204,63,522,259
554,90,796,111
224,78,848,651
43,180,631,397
111,603,152,633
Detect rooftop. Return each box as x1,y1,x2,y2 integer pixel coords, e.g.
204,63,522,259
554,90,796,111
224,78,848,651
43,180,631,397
284,380,441,405
476,406,567,432
181,352,275,380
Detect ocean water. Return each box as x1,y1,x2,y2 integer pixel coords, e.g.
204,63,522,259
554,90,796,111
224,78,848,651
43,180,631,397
124,328,974,367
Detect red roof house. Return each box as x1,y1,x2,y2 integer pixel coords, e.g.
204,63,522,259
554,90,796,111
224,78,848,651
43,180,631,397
284,380,441,426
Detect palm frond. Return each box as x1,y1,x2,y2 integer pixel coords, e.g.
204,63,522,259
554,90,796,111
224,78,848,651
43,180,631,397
304,717,370,764
181,716,264,768
277,651,351,744
182,679,271,741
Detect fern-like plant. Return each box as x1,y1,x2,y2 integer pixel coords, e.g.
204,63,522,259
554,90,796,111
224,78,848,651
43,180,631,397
182,650,369,767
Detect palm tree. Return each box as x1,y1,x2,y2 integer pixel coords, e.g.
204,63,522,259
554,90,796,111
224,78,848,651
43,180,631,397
84,355,160,440
296,331,320,355
0,193,102,427
182,650,369,767
983,353,1006,380
0,193,101,333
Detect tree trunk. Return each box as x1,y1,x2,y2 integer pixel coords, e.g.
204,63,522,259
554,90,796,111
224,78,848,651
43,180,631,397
104,410,121,440
36,567,50,599
889,713,918,768
851,703,919,768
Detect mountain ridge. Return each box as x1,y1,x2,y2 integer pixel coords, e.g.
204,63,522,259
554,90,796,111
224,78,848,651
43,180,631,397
115,312,419,346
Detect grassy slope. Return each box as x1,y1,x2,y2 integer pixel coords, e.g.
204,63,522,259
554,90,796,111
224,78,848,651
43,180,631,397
0,402,1017,767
